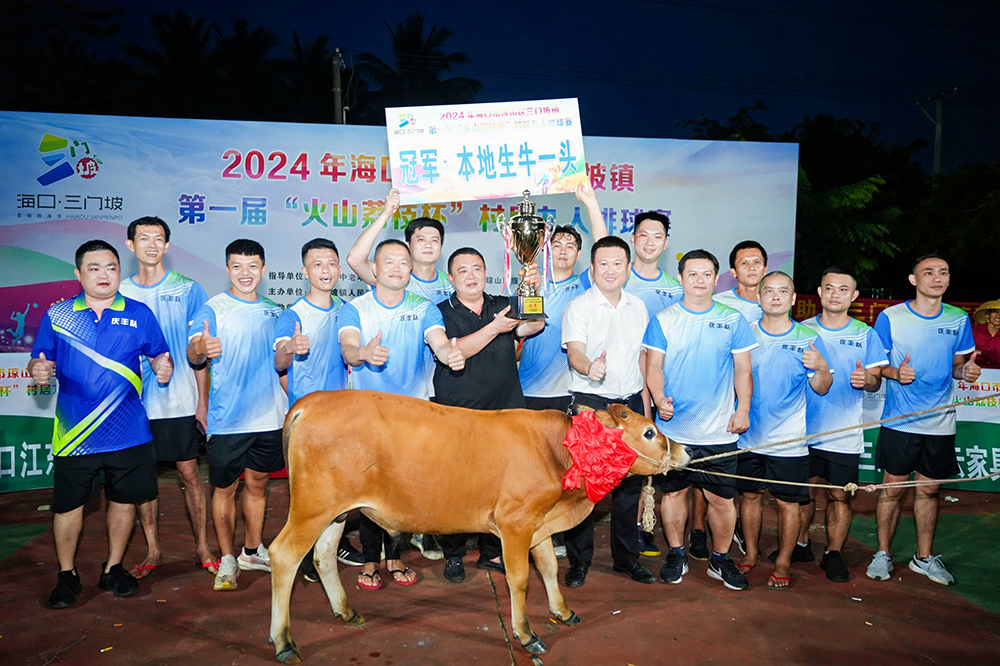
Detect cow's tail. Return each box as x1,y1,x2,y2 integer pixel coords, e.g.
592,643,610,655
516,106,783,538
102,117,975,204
283,407,305,463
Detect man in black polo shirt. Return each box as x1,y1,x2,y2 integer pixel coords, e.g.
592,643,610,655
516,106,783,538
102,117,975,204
434,247,544,583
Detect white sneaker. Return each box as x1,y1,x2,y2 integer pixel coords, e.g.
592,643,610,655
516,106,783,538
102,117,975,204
214,554,240,591
410,534,444,561
237,544,271,572
866,550,894,581
909,555,955,586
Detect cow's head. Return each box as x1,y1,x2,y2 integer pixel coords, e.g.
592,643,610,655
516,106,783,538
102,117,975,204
594,405,691,475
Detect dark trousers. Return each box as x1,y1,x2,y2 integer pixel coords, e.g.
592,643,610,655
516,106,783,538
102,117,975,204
438,532,503,560
564,391,645,567
359,514,401,564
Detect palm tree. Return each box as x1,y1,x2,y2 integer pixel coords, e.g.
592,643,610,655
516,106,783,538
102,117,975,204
213,18,280,120
353,12,481,123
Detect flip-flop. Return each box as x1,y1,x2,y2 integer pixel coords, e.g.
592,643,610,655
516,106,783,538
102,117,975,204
358,571,382,590
131,563,159,580
767,573,792,590
387,566,418,586
736,562,756,575
200,560,220,575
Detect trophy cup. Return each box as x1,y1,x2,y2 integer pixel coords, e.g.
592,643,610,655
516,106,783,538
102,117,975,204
496,190,552,320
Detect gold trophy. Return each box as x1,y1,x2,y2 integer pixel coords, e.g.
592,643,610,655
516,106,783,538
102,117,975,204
496,190,552,320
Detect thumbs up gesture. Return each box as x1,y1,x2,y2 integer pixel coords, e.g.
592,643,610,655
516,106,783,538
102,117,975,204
154,351,173,384
289,321,311,355
198,321,222,359
850,359,870,389
801,340,828,372
657,395,674,421
962,351,982,382
897,353,915,385
588,350,608,382
363,330,389,366
446,337,465,371
29,352,55,385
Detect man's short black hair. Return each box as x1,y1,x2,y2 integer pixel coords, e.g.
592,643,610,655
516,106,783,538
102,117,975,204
590,235,631,264
911,253,948,274
729,240,768,270
404,217,445,244
226,239,265,265
819,265,858,288
127,216,170,242
374,238,410,262
761,270,794,291
301,238,339,264
678,249,719,275
551,224,582,248
75,240,120,269
447,247,486,274
633,211,670,237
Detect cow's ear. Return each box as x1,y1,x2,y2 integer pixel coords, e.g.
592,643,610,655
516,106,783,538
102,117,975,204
607,403,630,421
593,409,618,428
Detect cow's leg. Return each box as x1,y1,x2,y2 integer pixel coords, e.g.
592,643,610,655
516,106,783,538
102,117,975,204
314,520,364,626
500,530,548,655
530,537,580,627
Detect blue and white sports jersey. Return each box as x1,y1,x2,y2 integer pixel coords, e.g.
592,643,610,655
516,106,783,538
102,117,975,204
802,316,888,454
338,290,445,400
713,288,763,324
274,295,348,405
519,275,585,398
740,321,832,457
875,302,975,436
642,301,758,445
120,270,208,420
408,270,454,304
582,266,683,317
32,293,168,456
190,293,287,436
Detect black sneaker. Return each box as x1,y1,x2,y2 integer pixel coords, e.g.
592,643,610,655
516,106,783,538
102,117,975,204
443,556,465,583
732,521,746,555
688,529,709,561
48,569,82,609
98,562,139,598
820,550,850,582
638,528,662,557
337,541,365,567
659,549,689,584
768,539,815,563
300,547,320,583
707,554,749,591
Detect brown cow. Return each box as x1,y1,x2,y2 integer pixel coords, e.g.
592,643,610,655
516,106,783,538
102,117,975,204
268,390,691,663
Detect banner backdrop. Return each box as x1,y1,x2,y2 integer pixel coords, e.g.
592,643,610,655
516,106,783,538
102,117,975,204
1,110,804,492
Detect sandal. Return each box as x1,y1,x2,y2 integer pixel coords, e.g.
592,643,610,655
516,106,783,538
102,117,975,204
736,561,756,575
767,573,792,590
387,566,417,586
358,571,382,590
200,560,220,575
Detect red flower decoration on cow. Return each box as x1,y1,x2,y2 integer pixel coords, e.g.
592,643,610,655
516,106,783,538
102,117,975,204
562,410,639,503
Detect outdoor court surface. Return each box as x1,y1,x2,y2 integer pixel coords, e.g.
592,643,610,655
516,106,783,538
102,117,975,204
1,478,998,666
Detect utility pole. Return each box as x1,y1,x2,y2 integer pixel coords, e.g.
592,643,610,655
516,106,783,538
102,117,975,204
916,86,957,181
332,48,345,124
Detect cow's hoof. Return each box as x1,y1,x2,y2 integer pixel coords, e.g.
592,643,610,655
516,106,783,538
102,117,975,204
342,609,365,626
275,643,303,664
521,635,548,654
559,611,581,626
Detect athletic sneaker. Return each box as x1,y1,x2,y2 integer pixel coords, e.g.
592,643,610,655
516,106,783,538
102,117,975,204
909,555,955,586
552,535,567,559
300,552,320,583
768,539,815,563
866,550,893,581
707,554,749,591
410,534,444,560
337,541,365,566
820,550,850,582
48,569,82,609
238,544,271,572
659,549,689,584
732,521,746,555
214,554,240,591
639,527,662,557
688,529,709,561
98,562,139,598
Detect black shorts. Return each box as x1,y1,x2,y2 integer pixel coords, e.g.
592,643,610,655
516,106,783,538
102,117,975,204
736,452,811,504
207,429,284,488
809,448,861,487
652,443,738,499
52,442,158,513
149,415,200,462
874,427,959,480
524,395,572,413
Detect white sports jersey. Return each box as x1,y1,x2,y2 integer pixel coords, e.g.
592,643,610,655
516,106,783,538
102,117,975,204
643,301,758,445
274,295,348,405
190,292,287,435
120,270,208,420
713,288,763,324
519,275,585,398
407,269,454,304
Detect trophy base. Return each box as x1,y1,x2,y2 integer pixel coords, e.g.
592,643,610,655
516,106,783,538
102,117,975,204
507,295,545,320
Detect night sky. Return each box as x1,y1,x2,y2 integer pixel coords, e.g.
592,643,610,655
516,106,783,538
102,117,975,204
41,1,1000,172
